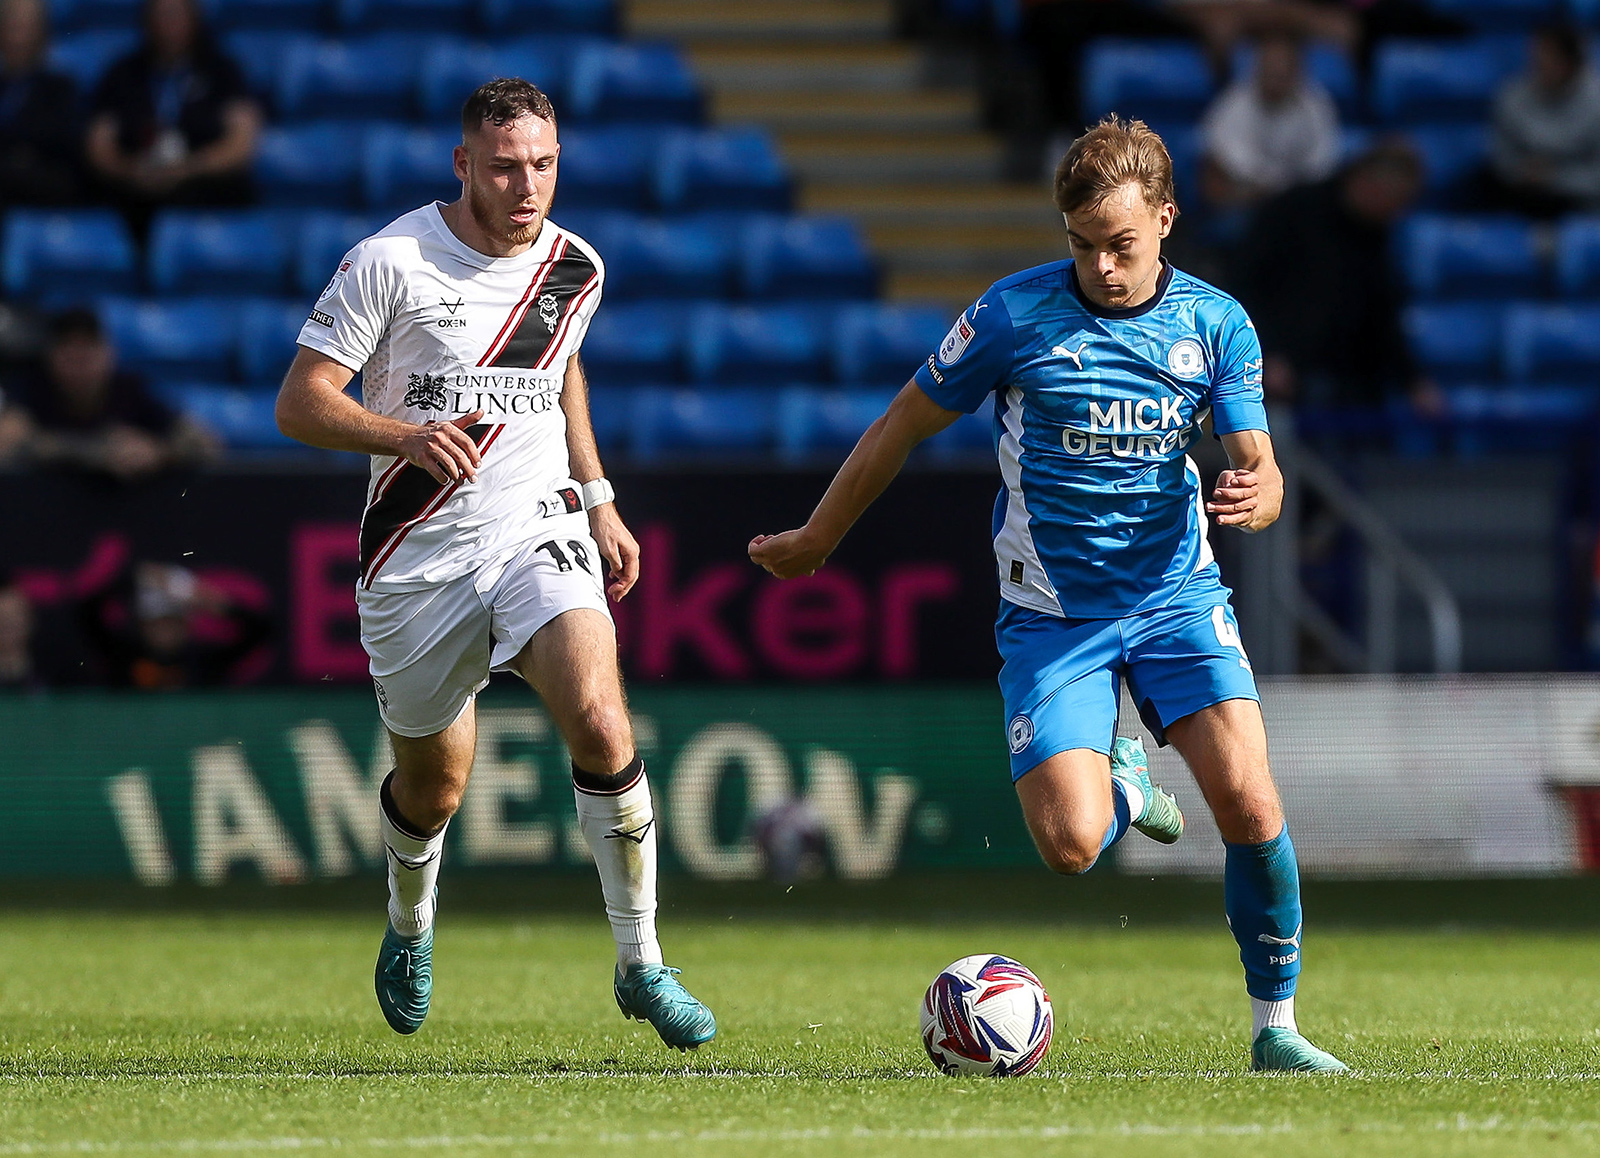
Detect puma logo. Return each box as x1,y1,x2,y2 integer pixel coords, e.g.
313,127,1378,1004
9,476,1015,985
604,820,655,844
1053,342,1089,370
1257,924,1302,949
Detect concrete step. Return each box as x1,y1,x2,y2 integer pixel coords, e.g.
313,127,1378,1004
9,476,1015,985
780,131,1002,184
687,43,926,93
801,182,1059,227
868,222,1064,271
884,269,1011,309
627,0,894,42
713,89,978,134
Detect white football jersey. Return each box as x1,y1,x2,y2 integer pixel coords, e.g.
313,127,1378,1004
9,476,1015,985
296,203,604,591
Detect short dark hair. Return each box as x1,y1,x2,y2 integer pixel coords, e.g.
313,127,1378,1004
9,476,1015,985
45,307,104,345
461,78,556,137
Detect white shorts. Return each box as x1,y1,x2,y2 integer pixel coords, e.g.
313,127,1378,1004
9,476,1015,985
357,514,612,738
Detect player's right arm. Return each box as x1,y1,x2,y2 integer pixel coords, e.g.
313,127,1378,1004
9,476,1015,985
748,382,960,578
275,348,485,485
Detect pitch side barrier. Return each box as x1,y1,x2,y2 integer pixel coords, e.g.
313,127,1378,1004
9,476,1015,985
1,676,1598,885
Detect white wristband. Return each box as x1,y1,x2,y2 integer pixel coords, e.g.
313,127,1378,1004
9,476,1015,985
581,478,615,510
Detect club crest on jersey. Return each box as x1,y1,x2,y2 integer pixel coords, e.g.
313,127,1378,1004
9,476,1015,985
939,313,975,366
1167,338,1206,380
403,372,449,411
538,292,561,332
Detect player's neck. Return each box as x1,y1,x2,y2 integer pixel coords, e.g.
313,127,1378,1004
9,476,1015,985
439,200,538,260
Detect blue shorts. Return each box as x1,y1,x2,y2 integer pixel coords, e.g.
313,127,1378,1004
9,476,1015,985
996,571,1260,781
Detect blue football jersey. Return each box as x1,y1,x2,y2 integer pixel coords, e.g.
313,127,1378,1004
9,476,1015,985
914,259,1268,620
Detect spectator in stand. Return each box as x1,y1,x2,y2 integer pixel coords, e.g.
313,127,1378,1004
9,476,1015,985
0,0,83,209
1484,22,1600,219
1200,30,1340,209
0,569,40,690
1231,139,1441,415
0,307,217,479
79,561,271,689
85,0,260,238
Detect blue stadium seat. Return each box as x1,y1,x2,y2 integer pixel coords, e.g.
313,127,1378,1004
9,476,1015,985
1371,40,1520,124
222,31,320,102
1427,0,1560,30
100,298,242,383
2,209,138,300
584,384,632,450
51,0,140,30
1406,125,1491,201
631,386,779,460
1400,215,1542,299
337,0,475,34
655,127,791,212
1153,121,1202,208
1504,303,1600,382
210,0,332,32
419,38,584,124
277,34,431,121
48,29,137,89
1231,41,1359,117
296,211,387,296
833,302,949,386
557,127,657,210
481,0,615,36
686,304,830,385
1081,40,1213,124
238,299,312,385
163,384,298,449
775,386,896,460
739,215,875,300
1555,217,1600,297
925,393,995,458
147,210,297,296
580,301,688,386
1403,302,1506,382
364,125,460,213
593,215,735,299
567,42,701,124
256,121,365,207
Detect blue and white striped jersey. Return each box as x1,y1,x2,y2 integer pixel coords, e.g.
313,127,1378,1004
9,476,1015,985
914,259,1268,621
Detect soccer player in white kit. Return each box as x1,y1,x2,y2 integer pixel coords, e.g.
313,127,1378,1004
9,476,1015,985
273,79,716,1049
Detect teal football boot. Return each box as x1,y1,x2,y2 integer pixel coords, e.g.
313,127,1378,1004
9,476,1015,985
614,963,717,1051
1251,1027,1350,1073
1111,735,1184,844
375,920,434,1035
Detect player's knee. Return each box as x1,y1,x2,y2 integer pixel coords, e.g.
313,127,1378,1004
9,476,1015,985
566,699,634,775
1037,834,1101,876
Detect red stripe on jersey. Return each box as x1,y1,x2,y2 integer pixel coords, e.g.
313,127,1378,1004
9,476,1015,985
478,238,567,367
536,273,601,371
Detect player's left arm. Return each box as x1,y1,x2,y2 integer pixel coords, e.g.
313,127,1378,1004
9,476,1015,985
560,352,639,601
1208,429,1282,532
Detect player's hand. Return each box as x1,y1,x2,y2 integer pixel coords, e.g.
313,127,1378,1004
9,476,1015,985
1207,469,1265,529
749,527,831,579
396,410,484,485
590,504,640,601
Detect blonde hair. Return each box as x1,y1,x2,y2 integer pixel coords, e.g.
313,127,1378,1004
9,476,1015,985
1053,115,1178,217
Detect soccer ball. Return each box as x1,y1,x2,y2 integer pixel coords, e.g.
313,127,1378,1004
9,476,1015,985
920,954,1053,1077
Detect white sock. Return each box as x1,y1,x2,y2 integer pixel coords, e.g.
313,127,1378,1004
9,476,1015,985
1111,773,1146,823
574,762,662,969
1252,995,1298,1037
380,778,446,939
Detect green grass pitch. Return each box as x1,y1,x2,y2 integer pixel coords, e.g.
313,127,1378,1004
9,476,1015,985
1,910,1598,1156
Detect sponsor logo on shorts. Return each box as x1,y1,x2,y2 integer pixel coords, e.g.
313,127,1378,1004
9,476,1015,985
309,309,335,327
1008,714,1034,755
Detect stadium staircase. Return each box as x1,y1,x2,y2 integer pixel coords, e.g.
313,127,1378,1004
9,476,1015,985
625,0,1065,308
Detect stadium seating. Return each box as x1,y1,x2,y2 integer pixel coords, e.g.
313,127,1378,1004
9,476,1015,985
147,210,297,296
557,127,659,211
585,384,631,449
580,301,689,386
363,126,462,213
1503,304,1600,383
210,0,333,33
655,127,792,212
161,384,298,448
1400,215,1542,299
337,0,477,35
419,38,584,123
296,211,387,296
50,0,142,31
925,394,995,457
47,28,136,88
1404,302,1506,383
685,304,831,385
1554,217,1600,297
1426,0,1562,30
1081,40,1213,124
256,122,366,207
239,299,313,385
276,35,431,121
1371,40,1520,125
1231,41,1360,118
739,215,875,299
832,302,949,386
2,210,138,300
223,31,320,103
1405,125,1492,202
567,43,702,124
775,387,897,460
99,298,242,383
591,216,736,299
630,386,779,459
481,0,616,36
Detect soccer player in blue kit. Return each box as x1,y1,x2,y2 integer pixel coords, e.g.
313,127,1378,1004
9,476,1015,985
750,117,1347,1073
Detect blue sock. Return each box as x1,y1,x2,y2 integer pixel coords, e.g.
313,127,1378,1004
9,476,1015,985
1099,777,1133,853
1224,825,1301,1002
